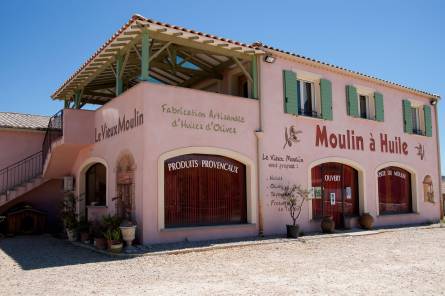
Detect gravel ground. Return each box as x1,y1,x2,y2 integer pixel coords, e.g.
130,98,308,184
1,227,445,296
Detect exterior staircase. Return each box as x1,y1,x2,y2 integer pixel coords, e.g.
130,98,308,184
0,110,63,208
0,175,46,207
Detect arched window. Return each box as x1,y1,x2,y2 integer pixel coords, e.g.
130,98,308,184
378,166,412,214
164,154,247,228
85,163,107,206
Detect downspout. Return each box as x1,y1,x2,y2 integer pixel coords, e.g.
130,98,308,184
433,99,443,220
253,53,265,236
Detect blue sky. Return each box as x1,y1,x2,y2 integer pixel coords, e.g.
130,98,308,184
0,0,444,174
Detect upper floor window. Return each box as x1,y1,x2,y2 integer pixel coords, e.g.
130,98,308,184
402,100,432,137
411,106,424,135
346,85,383,121
298,79,319,117
283,70,332,120
358,94,376,120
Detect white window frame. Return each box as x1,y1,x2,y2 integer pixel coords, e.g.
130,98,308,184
355,85,375,120
295,70,322,117
410,102,425,134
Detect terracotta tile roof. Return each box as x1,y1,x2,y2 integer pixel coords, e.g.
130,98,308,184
52,14,440,100
0,112,50,131
51,14,262,100
253,42,440,99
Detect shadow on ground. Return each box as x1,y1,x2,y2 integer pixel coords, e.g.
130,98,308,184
0,234,123,270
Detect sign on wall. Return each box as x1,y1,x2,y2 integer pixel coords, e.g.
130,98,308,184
161,104,245,135
95,109,144,143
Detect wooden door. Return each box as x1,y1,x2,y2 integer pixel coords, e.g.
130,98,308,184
312,162,359,228
164,154,247,228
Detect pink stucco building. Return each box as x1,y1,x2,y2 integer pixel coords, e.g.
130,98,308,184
0,15,442,244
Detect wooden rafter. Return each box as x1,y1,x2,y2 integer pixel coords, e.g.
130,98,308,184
233,57,253,82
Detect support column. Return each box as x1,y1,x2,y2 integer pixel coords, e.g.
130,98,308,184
74,90,83,109
140,30,150,81
251,55,258,99
64,99,71,109
116,54,124,96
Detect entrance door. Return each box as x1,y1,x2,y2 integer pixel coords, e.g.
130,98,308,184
312,162,359,228
321,163,344,227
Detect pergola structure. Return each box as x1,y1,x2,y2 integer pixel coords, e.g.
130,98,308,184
51,15,264,108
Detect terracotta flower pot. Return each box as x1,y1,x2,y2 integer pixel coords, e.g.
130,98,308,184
359,213,374,230
286,224,300,238
94,237,107,250
108,241,123,253
80,232,90,243
321,216,335,233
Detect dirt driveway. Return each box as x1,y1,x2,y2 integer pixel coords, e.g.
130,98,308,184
1,227,445,295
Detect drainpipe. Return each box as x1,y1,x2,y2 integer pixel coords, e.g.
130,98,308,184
433,99,443,220
255,131,264,236
254,53,265,236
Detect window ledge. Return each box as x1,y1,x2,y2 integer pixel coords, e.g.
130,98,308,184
86,205,108,208
377,212,419,217
161,223,256,232
296,114,324,121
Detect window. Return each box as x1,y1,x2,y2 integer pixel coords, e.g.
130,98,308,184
358,94,375,120
411,107,424,135
297,79,320,118
378,166,412,214
359,95,368,119
85,163,107,206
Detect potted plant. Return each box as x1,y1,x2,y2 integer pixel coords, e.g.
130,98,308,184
104,228,123,253
359,213,374,230
60,192,80,241
321,216,335,233
77,217,91,243
114,192,137,248
102,214,123,252
277,184,312,238
91,221,107,250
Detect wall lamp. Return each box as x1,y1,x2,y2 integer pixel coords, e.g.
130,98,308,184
264,55,276,63
430,99,437,106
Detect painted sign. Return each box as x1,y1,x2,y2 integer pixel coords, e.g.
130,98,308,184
415,143,425,160
315,125,409,155
283,125,302,149
377,169,407,180
324,174,341,182
166,157,239,174
161,104,245,135
95,109,144,143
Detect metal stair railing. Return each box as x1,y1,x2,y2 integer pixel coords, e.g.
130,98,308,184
42,109,63,167
0,151,43,196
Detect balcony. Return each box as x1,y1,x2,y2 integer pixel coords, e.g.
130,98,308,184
42,109,95,178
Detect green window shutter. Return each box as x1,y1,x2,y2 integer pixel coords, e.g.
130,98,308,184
374,92,384,122
320,79,333,120
402,99,413,134
423,104,432,137
283,70,298,115
346,85,358,117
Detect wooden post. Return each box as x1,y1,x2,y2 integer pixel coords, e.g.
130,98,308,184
251,55,258,99
140,30,150,81
116,54,124,95
74,90,83,109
